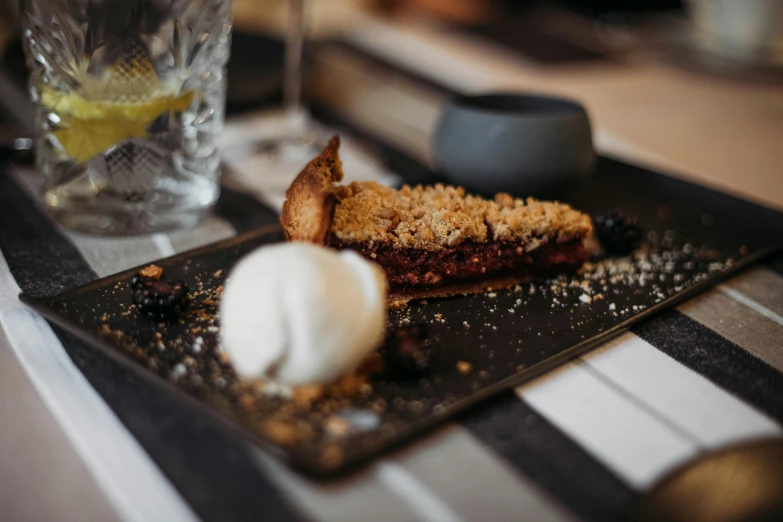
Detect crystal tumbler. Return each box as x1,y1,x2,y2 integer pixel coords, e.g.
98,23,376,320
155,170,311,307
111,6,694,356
21,0,232,234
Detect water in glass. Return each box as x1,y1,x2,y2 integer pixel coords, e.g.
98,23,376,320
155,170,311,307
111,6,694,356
21,0,232,234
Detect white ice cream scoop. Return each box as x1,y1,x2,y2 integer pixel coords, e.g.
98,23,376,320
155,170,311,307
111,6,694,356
219,242,387,386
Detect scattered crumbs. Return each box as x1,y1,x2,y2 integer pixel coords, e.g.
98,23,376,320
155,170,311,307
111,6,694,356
487,292,497,298
579,294,592,304
213,269,223,278
508,308,515,314
515,298,522,306
463,321,470,328
100,324,111,335
609,303,616,311
456,361,472,374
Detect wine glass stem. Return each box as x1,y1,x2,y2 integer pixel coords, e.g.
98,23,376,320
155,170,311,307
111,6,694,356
284,0,307,136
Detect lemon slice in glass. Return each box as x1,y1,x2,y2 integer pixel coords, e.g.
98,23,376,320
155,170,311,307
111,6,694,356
39,53,195,164
41,89,194,163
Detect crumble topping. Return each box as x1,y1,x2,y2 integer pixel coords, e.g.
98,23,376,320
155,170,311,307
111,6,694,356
332,182,592,252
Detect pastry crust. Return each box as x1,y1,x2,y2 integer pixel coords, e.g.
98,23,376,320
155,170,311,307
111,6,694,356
281,136,344,244
387,275,532,309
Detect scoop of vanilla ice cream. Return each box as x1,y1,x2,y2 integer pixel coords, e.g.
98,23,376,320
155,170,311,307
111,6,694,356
220,243,388,386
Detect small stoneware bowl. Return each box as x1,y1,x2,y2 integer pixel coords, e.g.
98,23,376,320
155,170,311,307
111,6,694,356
432,92,595,197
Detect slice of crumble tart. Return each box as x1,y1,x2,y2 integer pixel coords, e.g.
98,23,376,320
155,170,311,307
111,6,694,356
281,136,593,307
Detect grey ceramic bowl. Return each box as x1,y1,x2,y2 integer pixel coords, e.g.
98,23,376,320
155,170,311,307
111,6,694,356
432,93,595,197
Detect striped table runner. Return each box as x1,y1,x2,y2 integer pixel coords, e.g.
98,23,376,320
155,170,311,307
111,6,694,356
2,15,783,522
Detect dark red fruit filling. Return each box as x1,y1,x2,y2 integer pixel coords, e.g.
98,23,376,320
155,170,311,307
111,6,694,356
331,238,588,289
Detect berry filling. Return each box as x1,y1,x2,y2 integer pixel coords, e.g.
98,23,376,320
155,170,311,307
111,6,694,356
330,238,588,289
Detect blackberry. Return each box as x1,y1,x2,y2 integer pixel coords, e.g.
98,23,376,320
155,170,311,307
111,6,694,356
133,280,189,321
130,274,145,290
381,324,433,380
594,210,643,256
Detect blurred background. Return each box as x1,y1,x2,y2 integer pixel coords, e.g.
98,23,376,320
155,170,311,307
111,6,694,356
1,0,782,208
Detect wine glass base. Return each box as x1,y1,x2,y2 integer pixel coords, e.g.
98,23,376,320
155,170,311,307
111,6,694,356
251,133,325,164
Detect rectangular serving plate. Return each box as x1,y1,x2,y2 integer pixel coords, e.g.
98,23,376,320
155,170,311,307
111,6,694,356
20,223,778,476
19,144,783,475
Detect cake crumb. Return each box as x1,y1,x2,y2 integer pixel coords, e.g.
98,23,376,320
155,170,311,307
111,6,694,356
140,264,163,279
239,393,256,411
456,361,472,374
321,444,344,468
325,416,350,437
260,420,297,446
293,384,325,407
330,373,368,397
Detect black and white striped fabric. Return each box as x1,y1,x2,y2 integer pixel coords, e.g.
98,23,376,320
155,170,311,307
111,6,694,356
2,14,783,522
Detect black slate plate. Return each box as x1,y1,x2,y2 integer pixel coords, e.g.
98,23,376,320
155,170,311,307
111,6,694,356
20,156,783,476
